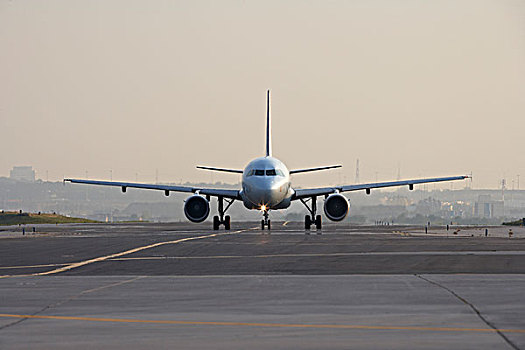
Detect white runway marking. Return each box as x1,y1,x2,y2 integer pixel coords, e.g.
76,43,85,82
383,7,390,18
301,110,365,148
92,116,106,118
108,250,525,261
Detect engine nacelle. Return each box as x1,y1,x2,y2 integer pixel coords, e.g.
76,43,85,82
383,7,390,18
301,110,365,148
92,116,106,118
184,195,210,223
323,193,350,222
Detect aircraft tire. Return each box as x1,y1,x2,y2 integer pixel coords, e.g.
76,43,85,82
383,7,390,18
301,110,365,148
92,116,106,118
224,215,231,230
267,220,271,230
213,216,220,230
305,215,311,230
261,220,265,230
315,215,322,233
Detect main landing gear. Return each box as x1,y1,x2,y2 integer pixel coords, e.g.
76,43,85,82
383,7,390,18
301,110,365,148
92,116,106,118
261,210,271,231
300,196,322,234
213,196,234,230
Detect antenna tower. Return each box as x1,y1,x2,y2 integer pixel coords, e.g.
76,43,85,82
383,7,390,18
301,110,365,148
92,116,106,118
355,159,360,184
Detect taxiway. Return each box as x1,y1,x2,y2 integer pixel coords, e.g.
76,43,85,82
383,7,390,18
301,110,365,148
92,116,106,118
0,222,524,349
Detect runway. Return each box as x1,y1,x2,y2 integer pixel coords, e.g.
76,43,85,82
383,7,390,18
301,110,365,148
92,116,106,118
1,222,524,349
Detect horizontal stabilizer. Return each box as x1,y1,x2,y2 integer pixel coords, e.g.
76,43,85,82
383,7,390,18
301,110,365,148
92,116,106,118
196,166,243,174
290,165,342,175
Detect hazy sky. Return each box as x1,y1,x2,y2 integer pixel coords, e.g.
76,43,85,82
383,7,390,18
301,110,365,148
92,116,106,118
1,0,524,189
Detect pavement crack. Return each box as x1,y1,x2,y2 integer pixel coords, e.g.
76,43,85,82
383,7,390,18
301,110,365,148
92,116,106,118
0,314,29,331
0,276,145,332
415,274,520,350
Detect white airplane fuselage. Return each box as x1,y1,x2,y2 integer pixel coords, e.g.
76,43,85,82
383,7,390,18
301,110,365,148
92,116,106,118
240,156,293,211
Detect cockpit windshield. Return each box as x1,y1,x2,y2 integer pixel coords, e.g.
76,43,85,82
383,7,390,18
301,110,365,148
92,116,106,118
266,169,285,176
247,168,285,177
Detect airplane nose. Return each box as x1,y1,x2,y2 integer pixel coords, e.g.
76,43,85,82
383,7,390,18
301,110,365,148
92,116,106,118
258,181,285,206
244,177,287,208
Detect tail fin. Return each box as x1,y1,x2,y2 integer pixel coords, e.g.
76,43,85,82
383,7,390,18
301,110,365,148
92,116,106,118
266,89,272,157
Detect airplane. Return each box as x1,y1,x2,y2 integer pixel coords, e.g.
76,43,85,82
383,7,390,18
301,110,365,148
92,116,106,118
65,90,470,232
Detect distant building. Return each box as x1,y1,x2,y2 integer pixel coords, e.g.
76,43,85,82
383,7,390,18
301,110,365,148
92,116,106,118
474,195,504,218
9,166,35,182
415,197,442,216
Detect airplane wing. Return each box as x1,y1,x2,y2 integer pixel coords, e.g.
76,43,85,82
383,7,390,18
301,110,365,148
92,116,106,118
293,175,470,199
63,179,241,199
196,166,243,174
289,165,342,174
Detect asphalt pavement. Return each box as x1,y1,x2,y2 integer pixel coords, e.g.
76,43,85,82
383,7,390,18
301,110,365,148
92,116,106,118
0,222,524,349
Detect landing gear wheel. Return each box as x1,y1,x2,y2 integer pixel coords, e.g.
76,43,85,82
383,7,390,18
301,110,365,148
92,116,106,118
305,215,311,231
215,196,235,231
315,215,322,233
213,216,220,230
300,196,319,235
267,220,271,231
224,215,231,230
260,209,271,232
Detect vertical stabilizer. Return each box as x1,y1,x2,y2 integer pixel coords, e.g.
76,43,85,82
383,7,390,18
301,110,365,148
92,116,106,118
266,89,272,157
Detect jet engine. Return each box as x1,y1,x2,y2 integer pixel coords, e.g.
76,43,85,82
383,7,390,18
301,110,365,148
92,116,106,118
323,194,349,221
184,195,210,223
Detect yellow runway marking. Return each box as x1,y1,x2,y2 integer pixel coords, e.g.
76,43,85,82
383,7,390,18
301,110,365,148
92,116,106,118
0,313,524,334
0,230,243,279
394,231,411,237
0,263,69,270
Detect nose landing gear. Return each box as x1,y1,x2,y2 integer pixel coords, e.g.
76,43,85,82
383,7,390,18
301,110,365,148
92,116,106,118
213,196,234,230
300,196,322,234
261,210,271,231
